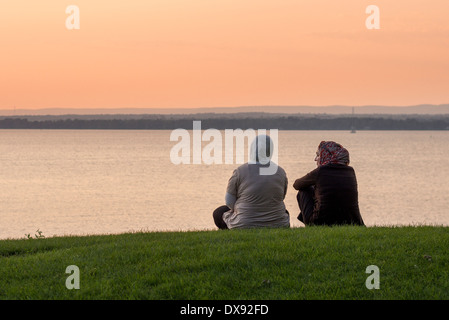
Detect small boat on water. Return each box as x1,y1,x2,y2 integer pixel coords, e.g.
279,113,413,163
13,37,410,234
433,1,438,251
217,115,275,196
350,107,356,133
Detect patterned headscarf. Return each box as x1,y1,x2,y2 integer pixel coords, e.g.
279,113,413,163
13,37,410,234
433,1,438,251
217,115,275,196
317,141,350,166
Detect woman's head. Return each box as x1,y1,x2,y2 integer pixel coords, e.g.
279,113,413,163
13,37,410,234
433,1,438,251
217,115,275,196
249,134,273,165
315,141,350,167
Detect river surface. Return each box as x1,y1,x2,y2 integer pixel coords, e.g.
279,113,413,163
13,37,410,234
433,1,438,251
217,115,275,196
1,129,448,239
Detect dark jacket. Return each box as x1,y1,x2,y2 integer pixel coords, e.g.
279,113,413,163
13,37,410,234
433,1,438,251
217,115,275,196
293,164,364,226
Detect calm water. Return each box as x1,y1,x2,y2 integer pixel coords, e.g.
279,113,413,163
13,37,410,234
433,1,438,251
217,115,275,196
1,129,448,239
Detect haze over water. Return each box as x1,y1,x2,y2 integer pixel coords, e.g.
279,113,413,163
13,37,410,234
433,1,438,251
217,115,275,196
1,129,448,239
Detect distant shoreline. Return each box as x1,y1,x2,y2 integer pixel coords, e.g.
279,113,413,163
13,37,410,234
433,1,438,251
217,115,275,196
1,104,449,117
1,114,449,130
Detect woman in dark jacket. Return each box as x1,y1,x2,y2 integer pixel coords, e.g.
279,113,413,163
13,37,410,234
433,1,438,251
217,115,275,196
293,141,364,226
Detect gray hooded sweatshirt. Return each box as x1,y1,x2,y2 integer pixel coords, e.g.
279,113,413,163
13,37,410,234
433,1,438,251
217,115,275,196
223,135,290,229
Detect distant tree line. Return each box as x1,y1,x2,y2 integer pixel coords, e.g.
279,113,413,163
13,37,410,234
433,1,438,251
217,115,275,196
1,116,449,130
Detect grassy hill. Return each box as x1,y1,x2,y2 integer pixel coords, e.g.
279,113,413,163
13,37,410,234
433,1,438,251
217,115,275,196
0,226,448,300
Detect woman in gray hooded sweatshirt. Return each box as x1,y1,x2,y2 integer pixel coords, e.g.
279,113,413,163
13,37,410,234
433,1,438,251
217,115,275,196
213,134,290,229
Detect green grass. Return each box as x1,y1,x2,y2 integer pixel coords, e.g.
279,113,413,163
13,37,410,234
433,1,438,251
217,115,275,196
0,226,448,300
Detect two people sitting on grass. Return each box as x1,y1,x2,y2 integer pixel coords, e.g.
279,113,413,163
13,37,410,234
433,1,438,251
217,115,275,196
213,136,364,229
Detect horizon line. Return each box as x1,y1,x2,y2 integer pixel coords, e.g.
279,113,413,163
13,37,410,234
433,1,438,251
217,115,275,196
1,104,449,116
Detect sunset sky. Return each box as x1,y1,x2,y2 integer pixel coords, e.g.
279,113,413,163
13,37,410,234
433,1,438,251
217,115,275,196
1,0,448,110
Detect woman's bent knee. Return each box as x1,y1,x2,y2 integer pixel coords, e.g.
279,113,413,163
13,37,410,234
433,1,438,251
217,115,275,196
213,205,230,230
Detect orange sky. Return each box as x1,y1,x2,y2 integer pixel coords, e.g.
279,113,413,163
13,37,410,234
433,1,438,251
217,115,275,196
1,0,448,110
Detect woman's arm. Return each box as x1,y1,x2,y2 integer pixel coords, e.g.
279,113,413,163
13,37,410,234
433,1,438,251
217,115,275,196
283,176,288,199
225,169,239,210
293,167,319,190
225,192,236,210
